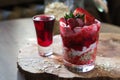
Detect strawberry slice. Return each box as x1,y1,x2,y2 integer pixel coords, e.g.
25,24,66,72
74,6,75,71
59,18,74,36
59,18,67,26
76,18,84,27
67,18,79,30
73,8,95,25
59,18,67,33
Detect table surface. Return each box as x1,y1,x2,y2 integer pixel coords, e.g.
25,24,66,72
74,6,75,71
0,18,120,80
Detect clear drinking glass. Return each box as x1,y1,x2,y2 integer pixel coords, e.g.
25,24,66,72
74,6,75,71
33,14,55,57
59,19,101,72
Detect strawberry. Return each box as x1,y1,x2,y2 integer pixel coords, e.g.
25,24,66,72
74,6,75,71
59,18,74,36
67,18,79,29
76,18,84,27
59,18,67,26
59,18,67,34
73,8,95,25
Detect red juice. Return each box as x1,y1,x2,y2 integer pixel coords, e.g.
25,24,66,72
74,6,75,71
33,15,55,47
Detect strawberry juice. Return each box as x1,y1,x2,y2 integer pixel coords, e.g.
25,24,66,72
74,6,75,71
33,15,55,57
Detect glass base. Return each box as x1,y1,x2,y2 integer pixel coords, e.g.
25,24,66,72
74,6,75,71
64,60,95,73
38,45,53,57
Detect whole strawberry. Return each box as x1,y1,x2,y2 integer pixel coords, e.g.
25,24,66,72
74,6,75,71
73,8,95,25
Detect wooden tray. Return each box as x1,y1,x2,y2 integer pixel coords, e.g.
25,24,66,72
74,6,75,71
17,33,120,80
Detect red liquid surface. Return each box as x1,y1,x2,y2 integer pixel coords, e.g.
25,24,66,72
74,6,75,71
33,15,55,47
60,20,101,65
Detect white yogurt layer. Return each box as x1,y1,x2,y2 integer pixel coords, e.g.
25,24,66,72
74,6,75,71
64,42,97,57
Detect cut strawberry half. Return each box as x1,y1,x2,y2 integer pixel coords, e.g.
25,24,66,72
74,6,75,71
67,18,79,30
59,18,74,36
73,8,95,25
59,18,67,26
76,18,84,27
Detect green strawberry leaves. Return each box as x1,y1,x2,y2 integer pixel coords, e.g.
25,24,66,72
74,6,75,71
64,12,85,21
75,14,85,21
64,12,75,19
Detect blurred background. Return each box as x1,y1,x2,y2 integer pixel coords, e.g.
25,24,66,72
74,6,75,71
0,0,120,26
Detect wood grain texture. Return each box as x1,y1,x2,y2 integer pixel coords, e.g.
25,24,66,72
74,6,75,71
17,33,120,80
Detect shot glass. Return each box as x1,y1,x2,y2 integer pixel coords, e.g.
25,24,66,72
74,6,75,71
59,19,101,72
33,14,55,57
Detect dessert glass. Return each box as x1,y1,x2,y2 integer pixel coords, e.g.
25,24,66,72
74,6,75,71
59,19,101,72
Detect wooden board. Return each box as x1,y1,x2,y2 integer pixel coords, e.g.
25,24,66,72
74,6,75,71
17,33,120,80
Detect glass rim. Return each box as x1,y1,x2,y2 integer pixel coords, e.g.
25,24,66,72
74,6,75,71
32,14,55,21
